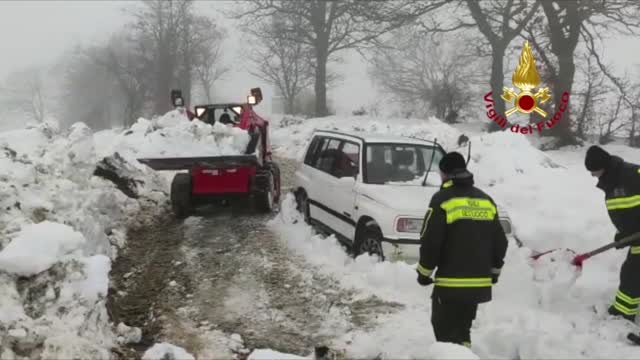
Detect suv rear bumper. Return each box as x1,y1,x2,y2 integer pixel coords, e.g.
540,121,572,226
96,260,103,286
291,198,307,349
382,237,420,245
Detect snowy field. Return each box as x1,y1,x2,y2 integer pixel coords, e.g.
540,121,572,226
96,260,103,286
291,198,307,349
268,114,640,359
0,111,249,359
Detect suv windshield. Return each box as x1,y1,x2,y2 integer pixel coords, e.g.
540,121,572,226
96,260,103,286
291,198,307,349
365,144,444,185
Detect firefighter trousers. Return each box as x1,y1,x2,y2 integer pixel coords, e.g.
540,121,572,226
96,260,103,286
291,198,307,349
431,292,478,347
610,249,640,320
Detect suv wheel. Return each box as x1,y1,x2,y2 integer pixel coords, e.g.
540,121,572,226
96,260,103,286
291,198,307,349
355,225,385,261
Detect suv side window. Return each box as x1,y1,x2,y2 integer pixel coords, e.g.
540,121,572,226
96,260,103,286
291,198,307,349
333,141,360,178
304,136,322,166
316,138,341,173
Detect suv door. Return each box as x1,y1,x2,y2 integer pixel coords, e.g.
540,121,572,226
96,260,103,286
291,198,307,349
307,136,361,240
306,137,341,230
329,140,361,240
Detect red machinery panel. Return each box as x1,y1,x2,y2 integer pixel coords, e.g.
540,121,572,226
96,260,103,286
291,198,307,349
191,166,256,194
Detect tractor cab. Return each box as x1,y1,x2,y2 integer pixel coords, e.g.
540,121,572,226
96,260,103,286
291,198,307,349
193,88,264,128
193,104,244,126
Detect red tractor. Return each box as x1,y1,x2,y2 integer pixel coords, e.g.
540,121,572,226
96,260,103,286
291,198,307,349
137,88,281,218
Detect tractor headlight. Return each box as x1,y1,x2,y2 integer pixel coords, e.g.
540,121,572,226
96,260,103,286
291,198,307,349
247,95,257,105
396,217,423,233
195,106,207,118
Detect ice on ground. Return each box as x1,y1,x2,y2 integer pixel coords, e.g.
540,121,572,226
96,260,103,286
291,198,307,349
0,221,85,276
142,342,196,360
248,349,310,360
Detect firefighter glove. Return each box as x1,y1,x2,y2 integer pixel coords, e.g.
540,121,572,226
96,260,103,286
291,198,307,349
614,232,628,249
417,272,433,286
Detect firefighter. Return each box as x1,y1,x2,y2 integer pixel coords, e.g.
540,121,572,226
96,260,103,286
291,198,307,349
584,145,640,322
416,152,508,348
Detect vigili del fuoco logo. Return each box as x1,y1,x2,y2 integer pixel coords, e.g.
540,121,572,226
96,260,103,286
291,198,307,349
484,41,570,135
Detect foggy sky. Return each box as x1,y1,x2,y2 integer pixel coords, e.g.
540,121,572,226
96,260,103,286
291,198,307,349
0,1,638,115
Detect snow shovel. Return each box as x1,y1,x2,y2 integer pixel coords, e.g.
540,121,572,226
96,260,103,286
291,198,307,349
570,232,640,267
532,232,640,268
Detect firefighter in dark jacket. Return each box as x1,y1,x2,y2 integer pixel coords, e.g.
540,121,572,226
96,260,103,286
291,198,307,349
416,152,508,348
585,145,640,322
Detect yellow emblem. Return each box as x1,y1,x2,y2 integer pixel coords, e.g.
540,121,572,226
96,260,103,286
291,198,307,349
501,41,551,117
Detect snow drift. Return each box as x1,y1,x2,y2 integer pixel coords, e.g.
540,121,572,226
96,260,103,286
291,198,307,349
0,110,247,358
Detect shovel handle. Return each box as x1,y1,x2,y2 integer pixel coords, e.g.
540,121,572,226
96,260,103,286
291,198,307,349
580,232,640,259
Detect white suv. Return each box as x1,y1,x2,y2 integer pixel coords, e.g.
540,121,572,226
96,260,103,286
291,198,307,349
292,130,515,261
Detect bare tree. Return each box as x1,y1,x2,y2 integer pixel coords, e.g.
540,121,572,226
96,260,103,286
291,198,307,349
128,0,193,114
572,53,610,139
0,67,47,122
463,0,540,131
248,16,313,114
234,0,448,117
597,97,627,144
85,33,151,126
370,28,479,122
190,16,228,103
536,0,640,145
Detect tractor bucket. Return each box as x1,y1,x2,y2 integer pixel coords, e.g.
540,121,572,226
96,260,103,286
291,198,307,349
137,155,259,171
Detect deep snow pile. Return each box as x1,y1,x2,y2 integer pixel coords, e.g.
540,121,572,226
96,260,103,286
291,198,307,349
270,115,464,160
0,110,247,359
269,115,640,359
95,109,250,160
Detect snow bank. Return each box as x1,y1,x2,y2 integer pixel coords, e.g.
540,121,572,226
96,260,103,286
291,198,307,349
269,115,640,359
0,119,158,358
142,342,195,360
271,115,463,161
97,109,251,160
0,222,85,276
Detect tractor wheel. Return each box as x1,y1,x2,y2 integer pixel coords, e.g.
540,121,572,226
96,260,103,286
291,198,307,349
171,173,192,218
354,224,385,261
267,162,282,204
254,169,275,213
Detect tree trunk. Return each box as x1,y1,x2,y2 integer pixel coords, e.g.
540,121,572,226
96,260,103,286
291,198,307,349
547,55,577,145
203,83,212,103
286,97,295,115
312,1,329,118
488,44,506,132
314,50,328,117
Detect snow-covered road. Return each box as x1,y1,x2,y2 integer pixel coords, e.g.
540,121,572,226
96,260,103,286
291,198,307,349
109,158,402,359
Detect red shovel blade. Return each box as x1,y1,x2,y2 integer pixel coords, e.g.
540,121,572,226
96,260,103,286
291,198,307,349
571,254,590,267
